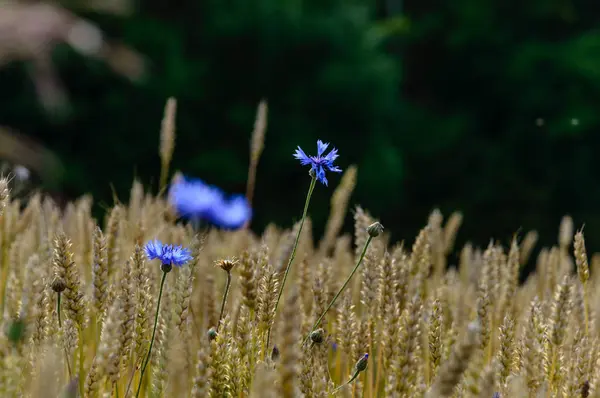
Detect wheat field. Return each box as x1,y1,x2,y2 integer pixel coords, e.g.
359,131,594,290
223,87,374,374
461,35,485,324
0,100,597,398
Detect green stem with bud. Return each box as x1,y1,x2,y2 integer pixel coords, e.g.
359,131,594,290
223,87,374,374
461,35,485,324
333,355,369,394
303,235,374,347
267,175,317,349
333,369,362,394
135,269,168,398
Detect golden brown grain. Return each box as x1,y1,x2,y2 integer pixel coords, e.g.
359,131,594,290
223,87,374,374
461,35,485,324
2,138,600,398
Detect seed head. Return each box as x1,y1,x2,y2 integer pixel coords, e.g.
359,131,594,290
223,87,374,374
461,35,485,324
215,258,238,273
51,277,67,293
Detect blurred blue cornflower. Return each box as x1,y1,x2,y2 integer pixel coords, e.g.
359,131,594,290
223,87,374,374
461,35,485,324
169,177,252,229
294,140,342,186
144,239,192,266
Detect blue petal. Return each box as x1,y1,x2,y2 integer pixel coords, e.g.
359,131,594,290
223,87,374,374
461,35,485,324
293,147,312,165
144,239,192,266
316,166,328,186
326,164,342,173
317,140,329,157
170,245,193,266
169,178,224,219
294,140,341,186
323,147,339,162
144,240,163,260
209,195,252,229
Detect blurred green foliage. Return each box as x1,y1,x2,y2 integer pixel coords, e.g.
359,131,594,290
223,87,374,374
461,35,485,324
2,0,600,260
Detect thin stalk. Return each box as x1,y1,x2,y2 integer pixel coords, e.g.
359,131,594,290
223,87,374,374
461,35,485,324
367,333,374,397
302,236,373,347
124,360,140,398
91,313,99,356
549,347,557,397
217,272,232,331
57,292,62,328
333,366,364,394
266,176,316,348
246,158,259,209
78,327,85,398
335,351,343,385
56,292,73,377
583,281,590,336
135,271,168,398
372,342,384,396
0,223,8,315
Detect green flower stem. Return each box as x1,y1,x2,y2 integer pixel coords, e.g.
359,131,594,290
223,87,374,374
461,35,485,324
135,270,168,398
217,271,232,331
302,235,374,347
333,368,362,394
266,175,317,349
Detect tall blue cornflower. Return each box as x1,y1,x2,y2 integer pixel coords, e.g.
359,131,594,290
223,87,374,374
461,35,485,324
169,177,252,229
266,139,342,350
136,238,192,398
294,140,342,186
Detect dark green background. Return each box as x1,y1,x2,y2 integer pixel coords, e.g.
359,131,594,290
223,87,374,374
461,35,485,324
2,0,600,265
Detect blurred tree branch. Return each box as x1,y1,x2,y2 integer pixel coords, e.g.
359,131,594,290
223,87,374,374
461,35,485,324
0,126,63,188
0,1,145,113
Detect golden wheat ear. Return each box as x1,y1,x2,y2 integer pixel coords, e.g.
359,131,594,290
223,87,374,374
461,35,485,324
246,99,268,210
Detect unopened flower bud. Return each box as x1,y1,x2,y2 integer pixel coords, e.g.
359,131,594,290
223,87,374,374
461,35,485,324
310,328,325,344
7,318,25,345
582,381,590,398
367,222,384,238
51,277,67,293
207,327,218,341
161,263,173,273
271,345,280,361
355,353,369,372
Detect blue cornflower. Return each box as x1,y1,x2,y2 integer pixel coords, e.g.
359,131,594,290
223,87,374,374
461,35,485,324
294,140,342,186
169,178,224,220
144,239,192,267
209,195,253,229
168,177,252,230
